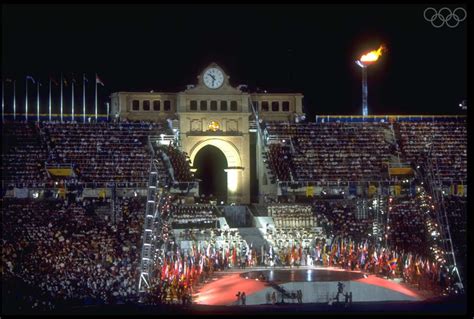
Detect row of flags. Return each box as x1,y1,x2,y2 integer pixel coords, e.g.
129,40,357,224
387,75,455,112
319,237,442,277
2,73,106,123
4,74,104,86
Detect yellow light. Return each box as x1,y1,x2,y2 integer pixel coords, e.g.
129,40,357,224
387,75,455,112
227,169,238,193
208,121,220,132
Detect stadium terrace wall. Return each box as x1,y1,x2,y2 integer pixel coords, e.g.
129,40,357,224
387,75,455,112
315,115,466,123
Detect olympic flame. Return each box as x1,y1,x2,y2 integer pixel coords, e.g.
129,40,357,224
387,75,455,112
360,45,386,63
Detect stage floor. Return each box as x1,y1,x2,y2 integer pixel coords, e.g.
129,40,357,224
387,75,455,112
193,266,434,306
242,268,365,282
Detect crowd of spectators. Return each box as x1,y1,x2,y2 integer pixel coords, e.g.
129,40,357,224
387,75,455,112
264,144,292,182
1,122,48,188
312,199,373,243
397,121,467,183
1,197,145,311
41,122,167,185
163,144,193,182
169,204,219,228
387,194,432,257
264,122,392,182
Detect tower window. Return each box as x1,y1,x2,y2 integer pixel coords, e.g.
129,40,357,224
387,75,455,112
230,101,238,111
210,101,218,111
271,101,279,112
200,101,207,111
282,101,290,112
261,101,269,112
190,100,197,111
164,100,171,111
153,100,161,111
221,101,228,111
143,100,150,111
132,100,139,111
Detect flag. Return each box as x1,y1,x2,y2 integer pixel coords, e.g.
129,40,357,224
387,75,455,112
360,249,366,265
50,76,59,86
161,258,168,280
389,257,398,270
83,74,89,83
96,74,104,86
26,75,35,84
63,77,68,86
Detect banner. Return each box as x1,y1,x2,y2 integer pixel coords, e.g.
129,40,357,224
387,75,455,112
58,187,66,199
389,167,413,176
349,182,357,196
98,188,107,199
394,184,401,196
368,184,377,196
457,184,464,196
48,168,73,177
306,186,314,197
13,188,28,198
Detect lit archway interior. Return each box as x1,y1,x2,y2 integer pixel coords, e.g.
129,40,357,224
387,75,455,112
193,145,228,201
189,139,242,200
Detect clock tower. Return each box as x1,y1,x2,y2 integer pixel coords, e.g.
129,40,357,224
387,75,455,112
176,63,252,204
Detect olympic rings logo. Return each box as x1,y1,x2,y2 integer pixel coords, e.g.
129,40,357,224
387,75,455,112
424,7,467,28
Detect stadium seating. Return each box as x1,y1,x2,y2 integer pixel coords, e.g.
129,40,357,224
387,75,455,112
1,123,48,187
397,121,467,183
312,199,373,243
1,197,144,305
170,204,219,228
264,122,392,182
162,145,193,182
41,122,168,186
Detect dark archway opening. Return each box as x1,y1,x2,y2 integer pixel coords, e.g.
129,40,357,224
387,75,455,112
193,145,228,202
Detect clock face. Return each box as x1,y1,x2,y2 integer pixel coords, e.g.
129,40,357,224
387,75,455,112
203,68,224,89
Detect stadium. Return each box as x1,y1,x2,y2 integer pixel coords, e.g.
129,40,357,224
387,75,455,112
1,4,468,317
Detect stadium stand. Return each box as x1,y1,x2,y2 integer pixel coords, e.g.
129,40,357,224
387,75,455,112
264,122,392,182
1,122,49,187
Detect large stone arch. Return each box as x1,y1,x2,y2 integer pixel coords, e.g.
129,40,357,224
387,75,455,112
189,138,242,168
188,138,244,202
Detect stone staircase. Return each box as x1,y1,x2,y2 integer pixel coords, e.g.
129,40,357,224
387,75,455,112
237,227,268,251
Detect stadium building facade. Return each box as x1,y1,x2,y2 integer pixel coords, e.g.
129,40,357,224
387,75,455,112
110,63,304,204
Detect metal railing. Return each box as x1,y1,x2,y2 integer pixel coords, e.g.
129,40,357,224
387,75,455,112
138,159,162,295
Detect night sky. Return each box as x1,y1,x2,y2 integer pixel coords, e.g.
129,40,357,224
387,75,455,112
2,4,468,120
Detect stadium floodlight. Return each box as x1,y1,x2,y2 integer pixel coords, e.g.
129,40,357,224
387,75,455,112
355,45,386,116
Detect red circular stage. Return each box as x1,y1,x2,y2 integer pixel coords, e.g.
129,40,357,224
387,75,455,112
241,269,365,282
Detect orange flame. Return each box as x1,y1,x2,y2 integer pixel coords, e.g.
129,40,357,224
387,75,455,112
360,45,386,63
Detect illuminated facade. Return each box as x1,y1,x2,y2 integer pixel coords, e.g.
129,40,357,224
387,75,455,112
110,63,304,203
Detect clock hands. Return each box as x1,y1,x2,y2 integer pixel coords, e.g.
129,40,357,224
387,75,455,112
207,73,216,87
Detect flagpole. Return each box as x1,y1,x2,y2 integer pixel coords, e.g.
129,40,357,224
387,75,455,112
13,80,16,121
49,78,52,121
37,81,40,122
25,77,28,122
83,73,86,123
95,73,98,121
71,79,74,122
1,79,4,123
60,73,63,123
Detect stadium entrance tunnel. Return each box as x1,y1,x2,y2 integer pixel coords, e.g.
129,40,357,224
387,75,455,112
193,145,228,203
